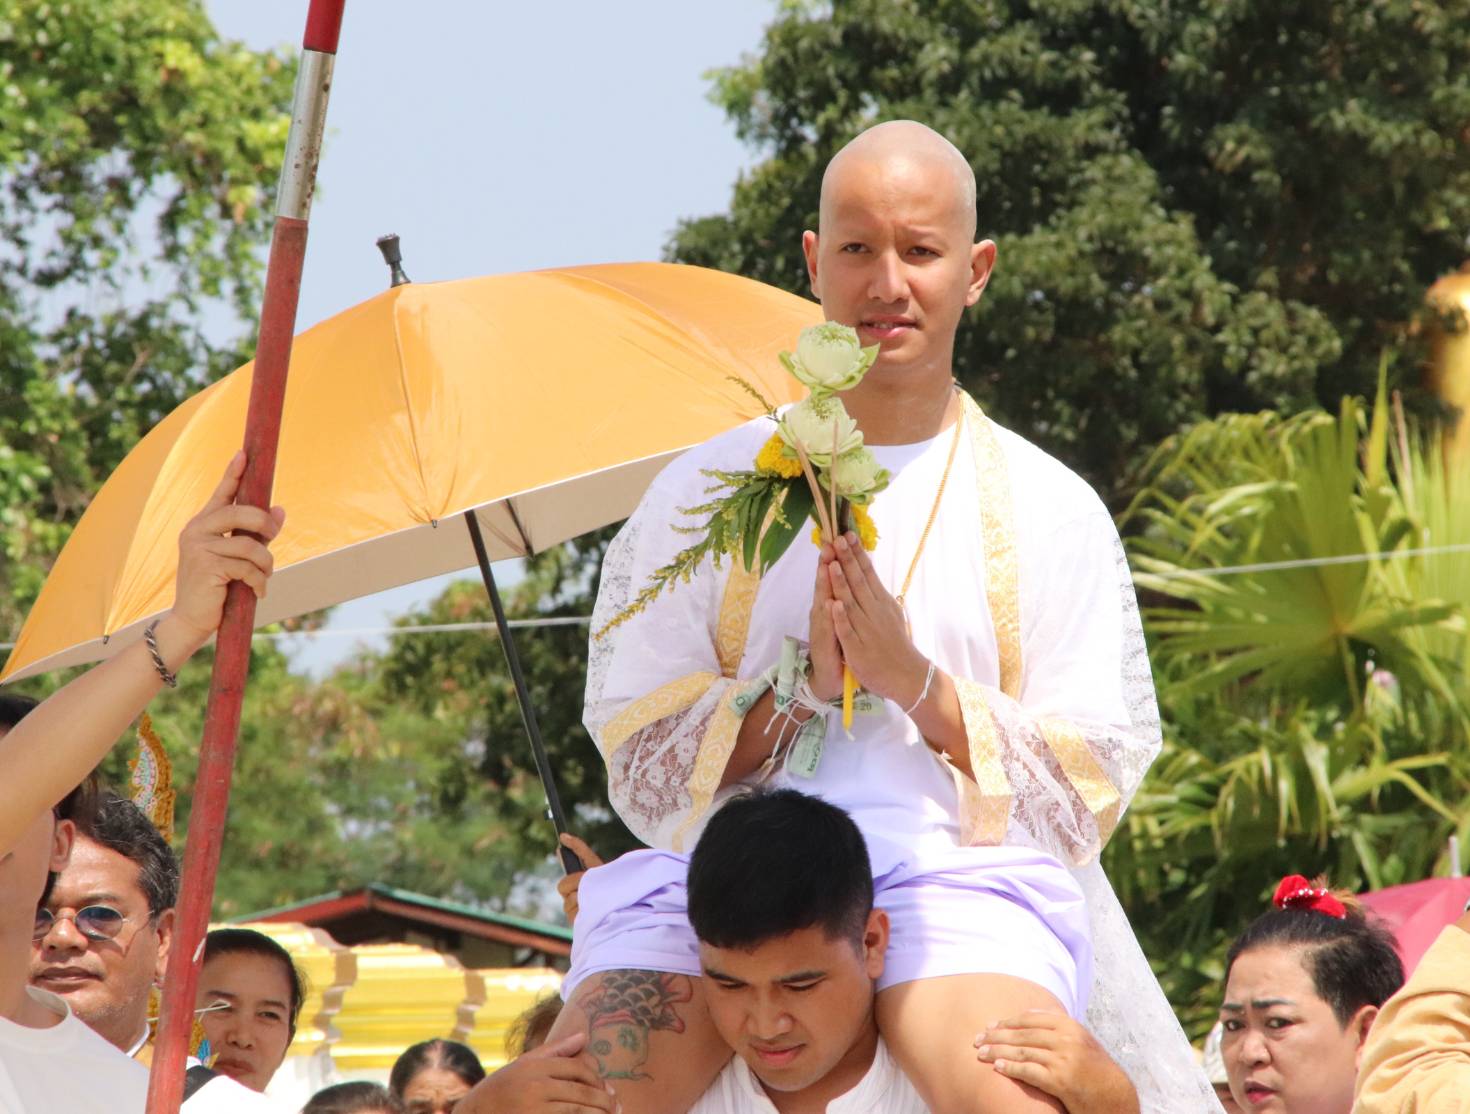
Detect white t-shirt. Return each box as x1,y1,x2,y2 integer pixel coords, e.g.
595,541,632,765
0,987,149,1113
689,1036,929,1114
186,1075,292,1113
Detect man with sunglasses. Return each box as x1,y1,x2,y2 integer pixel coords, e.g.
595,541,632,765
9,760,286,1114
0,453,286,1112
0,696,149,1113
31,789,177,1060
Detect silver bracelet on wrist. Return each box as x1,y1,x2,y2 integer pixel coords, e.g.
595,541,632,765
144,620,179,688
902,660,936,718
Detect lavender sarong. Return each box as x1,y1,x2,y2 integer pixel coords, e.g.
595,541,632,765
565,837,1092,1017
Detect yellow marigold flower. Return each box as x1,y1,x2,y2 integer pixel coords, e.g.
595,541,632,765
810,507,877,551
850,503,878,550
755,434,803,478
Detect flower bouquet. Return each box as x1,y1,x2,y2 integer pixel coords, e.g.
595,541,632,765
602,322,890,730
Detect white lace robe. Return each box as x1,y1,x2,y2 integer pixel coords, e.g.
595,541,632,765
586,394,1221,1113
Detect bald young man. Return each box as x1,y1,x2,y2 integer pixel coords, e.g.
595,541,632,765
562,121,1215,1113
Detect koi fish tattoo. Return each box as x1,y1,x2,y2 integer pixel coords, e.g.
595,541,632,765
575,969,694,1081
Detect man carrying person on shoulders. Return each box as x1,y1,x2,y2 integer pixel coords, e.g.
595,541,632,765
462,791,1137,1114
556,118,1210,1113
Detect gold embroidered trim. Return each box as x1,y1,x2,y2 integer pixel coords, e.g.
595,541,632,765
952,678,1012,845
599,671,718,758
716,557,761,678
1039,717,1122,842
671,688,747,852
963,394,1023,702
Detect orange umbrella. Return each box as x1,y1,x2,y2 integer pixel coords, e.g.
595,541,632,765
2,261,817,683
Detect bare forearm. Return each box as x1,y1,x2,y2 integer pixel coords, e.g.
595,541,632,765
905,667,972,778
0,613,205,851
720,688,815,789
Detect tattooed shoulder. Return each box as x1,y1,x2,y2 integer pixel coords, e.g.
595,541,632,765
575,970,694,1080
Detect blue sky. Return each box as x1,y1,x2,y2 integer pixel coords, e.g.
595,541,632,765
205,1,778,673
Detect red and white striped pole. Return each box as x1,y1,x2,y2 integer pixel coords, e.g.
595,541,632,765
145,3,344,1109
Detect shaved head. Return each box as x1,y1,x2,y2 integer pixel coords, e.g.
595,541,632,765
820,121,977,241
801,118,995,442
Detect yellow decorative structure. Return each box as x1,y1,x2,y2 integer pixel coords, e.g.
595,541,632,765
1426,267,1470,464
244,923,357,1059
129,713,177,842
235,922,561,1073
132,713,179,1059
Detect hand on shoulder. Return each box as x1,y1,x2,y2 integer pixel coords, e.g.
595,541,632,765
975,1010,1139,1114
455,1032,618,1114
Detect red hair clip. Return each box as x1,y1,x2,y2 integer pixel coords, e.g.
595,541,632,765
1273,874,1347,919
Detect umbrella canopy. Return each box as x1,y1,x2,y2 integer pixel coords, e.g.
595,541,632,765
1359,875,1470,975
3,262,818,682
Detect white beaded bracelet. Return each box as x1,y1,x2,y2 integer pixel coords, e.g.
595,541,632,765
902,660,936,718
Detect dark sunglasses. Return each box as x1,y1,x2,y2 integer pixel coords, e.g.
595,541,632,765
33,905,128,942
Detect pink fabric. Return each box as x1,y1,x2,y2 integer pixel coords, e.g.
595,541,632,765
1359,877,1470,975
564,839,1092,1017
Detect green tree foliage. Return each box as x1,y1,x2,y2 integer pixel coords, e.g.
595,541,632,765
1111,385,1470,1036
668,0,1470,501
81,531,625,918
94,616,616,919
0,0,296,632
0,0,619,919
366,529,639,890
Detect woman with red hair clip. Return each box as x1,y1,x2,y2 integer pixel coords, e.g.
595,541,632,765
1218,875,1404,1113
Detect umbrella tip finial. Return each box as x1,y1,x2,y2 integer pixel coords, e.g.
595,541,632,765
375,233,411,287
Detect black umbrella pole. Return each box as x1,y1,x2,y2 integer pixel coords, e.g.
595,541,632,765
464,512,583,874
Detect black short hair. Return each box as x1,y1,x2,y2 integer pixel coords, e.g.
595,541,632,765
75,790,179,916
202,928,307,1037
388,1039,485,1098
1226,904,1405,1026
302,1081,403,1114
0,692,39,732
687,788,873,950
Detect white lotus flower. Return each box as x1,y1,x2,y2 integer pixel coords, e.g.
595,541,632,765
777,397,862,468
827,448,890,504
779,322,879,396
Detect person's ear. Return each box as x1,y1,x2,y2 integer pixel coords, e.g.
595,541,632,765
802,230,821,298
50,818,74,873
153,908,176,982
863,908,890,979
965,239,997,307
1351,1004,1380,1070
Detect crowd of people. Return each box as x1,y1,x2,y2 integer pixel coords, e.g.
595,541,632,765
2,654,1465,1112
2,658,1466,1113
1,689,508,1112
3,118,1468,1113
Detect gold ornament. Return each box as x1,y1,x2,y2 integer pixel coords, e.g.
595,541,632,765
129,713,176,843
1426,266,1470,465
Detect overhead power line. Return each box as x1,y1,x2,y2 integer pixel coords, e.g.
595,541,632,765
5,543,1470,652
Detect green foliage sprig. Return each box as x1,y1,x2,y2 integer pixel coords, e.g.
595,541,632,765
596,454,815,638
598,326,887,638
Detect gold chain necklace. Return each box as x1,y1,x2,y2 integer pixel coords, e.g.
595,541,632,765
894,395,965,614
